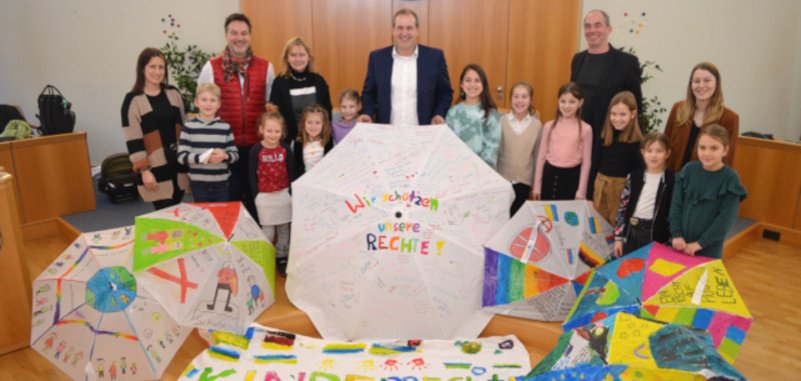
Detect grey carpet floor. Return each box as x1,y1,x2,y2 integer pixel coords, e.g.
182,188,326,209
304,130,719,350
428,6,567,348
62,177,193,232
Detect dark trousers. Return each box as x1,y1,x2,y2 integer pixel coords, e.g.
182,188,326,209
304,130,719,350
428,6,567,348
623,218,654,255
511,183,532,216
152,177,184,210
191,180,230,203
541,162,581,200
229,145,259,222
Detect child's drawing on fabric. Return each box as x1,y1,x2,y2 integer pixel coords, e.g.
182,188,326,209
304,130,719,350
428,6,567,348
132,202,276,333
563,242,752,363
526,312,747,381
483,200,614,321
287,124,513,340
30,226,190,381
180,324,529,380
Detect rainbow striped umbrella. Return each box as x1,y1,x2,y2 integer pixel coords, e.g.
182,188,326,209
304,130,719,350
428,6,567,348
482,200,614,320
31,226,190,381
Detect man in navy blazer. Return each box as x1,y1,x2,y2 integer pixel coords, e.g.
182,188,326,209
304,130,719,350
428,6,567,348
359,9,452,125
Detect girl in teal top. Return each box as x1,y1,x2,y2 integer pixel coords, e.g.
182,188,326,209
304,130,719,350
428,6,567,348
446,64,501,168
670,124,747,258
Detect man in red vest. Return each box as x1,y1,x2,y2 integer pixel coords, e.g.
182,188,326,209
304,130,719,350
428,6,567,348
198,13,275,219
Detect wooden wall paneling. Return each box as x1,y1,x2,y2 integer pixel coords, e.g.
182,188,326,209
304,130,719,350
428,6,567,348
0,171,32,354
506,0,581,118
11,133,95,223
428,0,510,107
392,0,429,44
241,0,313,72
733,137,801,228
312,0,394,105
795,191,801,230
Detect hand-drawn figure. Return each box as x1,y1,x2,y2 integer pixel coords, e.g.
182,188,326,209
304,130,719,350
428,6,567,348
55,340,67,359
120,357,127,374
207,264,238,312
109,361,117,380
33,306,52,318
130,361,138,375
43,332,57,354
145,229,185,255
96,358,105,379
36,284,51,295
246,275,264,314
147,344,162,363
71,351,83,366
63,346,74,363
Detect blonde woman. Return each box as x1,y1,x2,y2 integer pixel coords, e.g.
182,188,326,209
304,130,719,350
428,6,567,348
269,36,332,142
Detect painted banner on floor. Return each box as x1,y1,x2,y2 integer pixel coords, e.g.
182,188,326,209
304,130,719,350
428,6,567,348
180,324,530,380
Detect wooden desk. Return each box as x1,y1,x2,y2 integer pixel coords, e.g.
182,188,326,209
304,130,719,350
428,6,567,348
0,132,95,223
0,171,32,354
733,136,801,229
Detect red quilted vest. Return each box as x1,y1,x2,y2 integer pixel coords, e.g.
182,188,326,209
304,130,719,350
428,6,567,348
210,55,269,146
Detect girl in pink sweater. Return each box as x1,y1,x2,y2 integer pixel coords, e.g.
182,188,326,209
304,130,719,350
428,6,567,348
533,82,592,200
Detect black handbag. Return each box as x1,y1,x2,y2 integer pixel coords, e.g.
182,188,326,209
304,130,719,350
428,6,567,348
36,84,76,135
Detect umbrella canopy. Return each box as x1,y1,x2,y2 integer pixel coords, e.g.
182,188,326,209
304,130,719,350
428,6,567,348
563,242,751,363
31,226,190,381
180,324,530,379
482,200,614,320
286,123,513,340
527,312,747,381
132,202,275,333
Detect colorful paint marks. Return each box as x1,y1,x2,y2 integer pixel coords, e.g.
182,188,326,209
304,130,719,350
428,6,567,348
179,325,529,380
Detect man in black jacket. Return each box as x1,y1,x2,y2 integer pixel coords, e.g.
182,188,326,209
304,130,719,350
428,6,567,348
571,10,643,198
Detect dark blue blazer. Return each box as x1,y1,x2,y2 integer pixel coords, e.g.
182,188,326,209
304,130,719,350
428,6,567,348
361,44,453,124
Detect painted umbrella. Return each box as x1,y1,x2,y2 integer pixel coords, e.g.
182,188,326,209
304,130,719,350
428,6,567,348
31,226,190,381
563,242,752,363
482,200,614,320
286,123,513,340
132,202,275,333
526,312,747,381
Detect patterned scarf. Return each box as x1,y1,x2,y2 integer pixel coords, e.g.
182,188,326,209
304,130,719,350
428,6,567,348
221,46,253,84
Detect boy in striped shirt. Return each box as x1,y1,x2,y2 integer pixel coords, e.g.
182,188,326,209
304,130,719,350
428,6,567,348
178,83,239,202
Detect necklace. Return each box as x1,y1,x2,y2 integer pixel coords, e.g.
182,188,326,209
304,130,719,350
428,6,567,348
289,72,308,82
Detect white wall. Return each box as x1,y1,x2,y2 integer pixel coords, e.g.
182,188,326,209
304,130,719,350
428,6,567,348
0,0,239,164
581,0,801,141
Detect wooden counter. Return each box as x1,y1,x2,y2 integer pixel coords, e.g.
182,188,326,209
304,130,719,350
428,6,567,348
0,132,95,223
0,171,32,354
733,136,801,229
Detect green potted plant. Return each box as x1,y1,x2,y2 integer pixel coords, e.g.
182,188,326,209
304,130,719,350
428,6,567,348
159,15,213,112
624,47,667,133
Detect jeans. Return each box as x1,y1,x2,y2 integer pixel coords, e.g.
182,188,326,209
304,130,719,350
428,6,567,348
191,180,229,203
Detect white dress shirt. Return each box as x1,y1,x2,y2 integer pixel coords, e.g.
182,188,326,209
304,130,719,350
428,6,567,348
390,45,419,126
507,113,533,135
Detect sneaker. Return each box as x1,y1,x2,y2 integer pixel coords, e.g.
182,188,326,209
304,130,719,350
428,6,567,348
277,258,288,277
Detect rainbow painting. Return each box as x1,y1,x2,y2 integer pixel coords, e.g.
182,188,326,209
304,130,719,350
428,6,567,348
483,248,568,307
